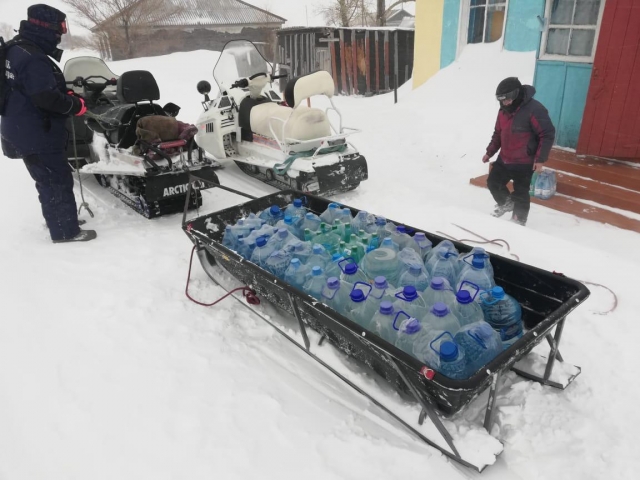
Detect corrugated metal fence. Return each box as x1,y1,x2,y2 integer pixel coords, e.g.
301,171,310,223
276,27,415,96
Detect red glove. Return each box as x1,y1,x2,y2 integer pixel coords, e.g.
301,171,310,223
75,96,87,117
67,90,87,116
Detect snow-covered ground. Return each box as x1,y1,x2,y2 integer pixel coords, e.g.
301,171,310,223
1,42,638,479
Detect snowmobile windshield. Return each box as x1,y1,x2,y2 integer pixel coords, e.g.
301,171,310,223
63,56,119,95
213,40,272,91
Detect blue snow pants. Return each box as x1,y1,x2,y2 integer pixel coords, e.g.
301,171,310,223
23,152,80,241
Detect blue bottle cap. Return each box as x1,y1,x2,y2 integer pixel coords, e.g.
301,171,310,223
432,302,449,317
375,217,386,226
350,289,365,302
396,225,406,233
327,277,340,289
329,203,339,209
431,277,445,290
270,205,281,215
402,318,421,334
409,264,422,275
342,208,352,216
293,198,302,207
237,234,244,240
256,236,267,247
311,266,323,276
414,232,427,241
381,238,393,247
312,244,323,254
278,228,288,238
293,241,304,251
332,253,343,261
456,290,473,304
290,258,301,267
344,263,358,275
379,301,394,315
403,285,417,300
357,210,367,218
284,215,293,225
440,341,459,361
374,276,388,289
472,256,484,269
306,212,315,219
491,286,505,300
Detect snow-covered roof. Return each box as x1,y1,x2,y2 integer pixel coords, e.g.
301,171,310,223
95,0,286,31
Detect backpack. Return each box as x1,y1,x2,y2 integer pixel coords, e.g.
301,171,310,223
0,36,30,116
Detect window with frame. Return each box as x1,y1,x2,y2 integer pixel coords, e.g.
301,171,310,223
468,0,508,44
542,0,603,60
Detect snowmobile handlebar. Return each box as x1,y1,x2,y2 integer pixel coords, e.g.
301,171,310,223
230,73,288,89
66,75,118,93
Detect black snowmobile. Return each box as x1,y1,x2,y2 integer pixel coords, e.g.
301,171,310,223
64,56,220,218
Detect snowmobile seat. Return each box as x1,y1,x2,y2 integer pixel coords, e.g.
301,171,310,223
117,70,160,104
284,70,335,108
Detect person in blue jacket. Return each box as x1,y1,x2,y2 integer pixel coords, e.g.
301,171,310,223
1,4,96,243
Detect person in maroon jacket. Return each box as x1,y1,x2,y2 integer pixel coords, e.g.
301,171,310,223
482,77,555,226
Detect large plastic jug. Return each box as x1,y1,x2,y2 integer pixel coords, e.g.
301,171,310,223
389,226,413,250
360,241,400,285
275,215,298,237
340,283,371,326
452,289,484,327
264,249,293,279
267,227,299,251
454,321,502,377
425,240,459,268
458,248,494,280
339,259,369,286
398,264,430,292
307,244,332,269
409,232,432,262
360,276,395,321
351,210,374,233
427,247,458,287
392,286,428,320
436,339,467,380
456,257,495,294
480,287,523,349
321,276,349,312
290,240,313,264
303,266,328,300
236,237,257,260
422,276,456,309
422,302,461,334
300,212,321,235
369,301,397,344
319,202,342,224
250,236,276,268
284,258,312,290
393,311,429,356
259,205,285,226
284,198,306,224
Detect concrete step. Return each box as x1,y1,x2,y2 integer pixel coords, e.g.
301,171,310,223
470,174,640,234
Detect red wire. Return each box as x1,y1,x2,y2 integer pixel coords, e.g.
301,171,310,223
185,246,260,307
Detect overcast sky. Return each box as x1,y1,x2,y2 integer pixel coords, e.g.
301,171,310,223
0,0,416,36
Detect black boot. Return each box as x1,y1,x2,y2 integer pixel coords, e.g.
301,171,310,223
52,229,97,243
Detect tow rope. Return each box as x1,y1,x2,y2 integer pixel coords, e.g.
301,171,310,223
273,144,347,176
70,118,94,218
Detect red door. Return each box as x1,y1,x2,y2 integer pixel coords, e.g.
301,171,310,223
578,0,640,161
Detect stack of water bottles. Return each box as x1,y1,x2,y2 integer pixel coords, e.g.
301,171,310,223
221,199,524,380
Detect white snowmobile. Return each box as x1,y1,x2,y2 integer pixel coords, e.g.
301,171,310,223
194,40,368,195
64,56,220,218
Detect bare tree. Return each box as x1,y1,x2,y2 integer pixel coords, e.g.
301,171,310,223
0,22,15,40
376,0,415,27
61,0,182,59
317,0,372,27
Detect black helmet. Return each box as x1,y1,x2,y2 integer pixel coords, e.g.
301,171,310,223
496,77,521,102
27,4,67,34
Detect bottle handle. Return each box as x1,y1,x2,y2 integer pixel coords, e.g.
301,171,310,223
468,329,488,349
351,281,372,299
429,331,454,355
338,257,357,274
479,290,499,305
458,280,480,300
392,310,411,331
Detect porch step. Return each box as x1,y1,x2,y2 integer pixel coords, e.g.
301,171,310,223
555,172,640,215
546,149,640,192
469,174,640,234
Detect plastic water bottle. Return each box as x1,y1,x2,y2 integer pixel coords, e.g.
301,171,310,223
393,286,428,320
275,215,298,236
427,247,458,287
372,216,391,239
456,256,495,295
236,237,257,260
535,170,556,199
422,302,461,334
351,210,374,233
259,205,284,226
250,236,276,268
290,240,313,264
284,258,311,290
341,283,371,326
284,198,306,223
437,339,467,380
300,212,321,235
312,224,342,253
222,225,236,250
409,232,432,262
398,264,430,292
425,240,459,270
360,276,395,322
339,259,369,286
393,311,428,356
360,240,400,285
369,301,397,344
480,286,523,349
267,227,299,251
454,321,502,377
325,252,345,278
397,248,427,276
389,226,412,250
303,266,327,300
264,249,292,279
307,244,332,269
321,276,349,312
319,202,342,224
452,289,484,327
243,212,264,229
422,276,456,309
458,248,494,280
